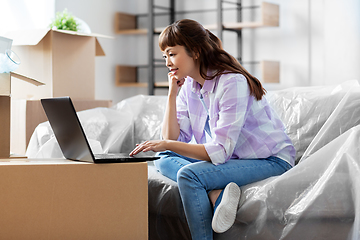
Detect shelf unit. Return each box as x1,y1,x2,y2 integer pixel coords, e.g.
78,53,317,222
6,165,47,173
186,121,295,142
115,0,280,94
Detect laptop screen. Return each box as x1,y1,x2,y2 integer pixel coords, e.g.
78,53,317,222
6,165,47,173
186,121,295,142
41,97,95,163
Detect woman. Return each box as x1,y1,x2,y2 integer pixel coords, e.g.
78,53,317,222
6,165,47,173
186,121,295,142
130,19,295,240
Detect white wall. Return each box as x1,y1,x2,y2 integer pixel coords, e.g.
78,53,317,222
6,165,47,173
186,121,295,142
1,0,360,104
0,0,55,34
315,0,360,86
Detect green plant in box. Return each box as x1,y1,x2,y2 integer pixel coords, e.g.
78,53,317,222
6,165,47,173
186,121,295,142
50,9,79,32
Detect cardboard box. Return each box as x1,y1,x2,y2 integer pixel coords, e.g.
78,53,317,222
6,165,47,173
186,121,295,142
0,96,10,158
0,72,44,158
11,99,113,155
4,29,107,100
0,159,148,239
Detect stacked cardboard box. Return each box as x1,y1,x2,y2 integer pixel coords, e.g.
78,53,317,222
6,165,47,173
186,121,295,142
0,159,148,239
2,29,112,155
0,32,148,239
0,72,45,158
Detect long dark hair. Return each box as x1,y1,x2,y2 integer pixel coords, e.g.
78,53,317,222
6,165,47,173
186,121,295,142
159,19,266,100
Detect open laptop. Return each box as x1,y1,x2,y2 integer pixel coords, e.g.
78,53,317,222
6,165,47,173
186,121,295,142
41,96,159,163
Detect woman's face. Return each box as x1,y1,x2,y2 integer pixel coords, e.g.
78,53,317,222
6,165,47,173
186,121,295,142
162,45,199,81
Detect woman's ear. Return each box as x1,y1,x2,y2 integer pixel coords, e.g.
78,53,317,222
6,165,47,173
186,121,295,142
193,50,200,60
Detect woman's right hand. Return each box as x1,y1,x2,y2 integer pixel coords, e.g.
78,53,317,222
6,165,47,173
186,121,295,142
168,72,185,95
162,71,182,140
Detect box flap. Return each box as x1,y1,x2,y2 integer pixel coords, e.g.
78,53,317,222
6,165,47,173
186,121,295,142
95,38,105,56
53,29,110,56
53,29,113,39
11,72,45,86
4,29,111,56
5,29,51,46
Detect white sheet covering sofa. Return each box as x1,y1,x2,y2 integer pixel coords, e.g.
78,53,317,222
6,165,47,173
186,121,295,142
27,80,360,240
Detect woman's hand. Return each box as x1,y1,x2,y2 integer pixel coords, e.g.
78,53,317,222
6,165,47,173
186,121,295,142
161,72,182,141
129,140,168,156
168,71,185,95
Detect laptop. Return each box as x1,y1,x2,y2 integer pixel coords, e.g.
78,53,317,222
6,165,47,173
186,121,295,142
41,96,159,163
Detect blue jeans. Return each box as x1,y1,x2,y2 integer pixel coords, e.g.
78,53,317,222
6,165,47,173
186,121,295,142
154,151,292,240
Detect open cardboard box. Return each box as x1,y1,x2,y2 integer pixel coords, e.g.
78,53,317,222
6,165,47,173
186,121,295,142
4,29,108,100
1,32,113,155
0,72,45,158
0,158,148,239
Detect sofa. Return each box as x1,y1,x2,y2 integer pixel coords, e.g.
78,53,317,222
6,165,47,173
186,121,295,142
27,80,360,240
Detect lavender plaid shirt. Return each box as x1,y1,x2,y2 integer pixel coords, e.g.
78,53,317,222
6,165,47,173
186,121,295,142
176,73,296,166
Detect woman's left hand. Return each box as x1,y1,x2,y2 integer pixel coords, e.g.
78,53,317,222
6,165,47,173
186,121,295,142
129,140,167,156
